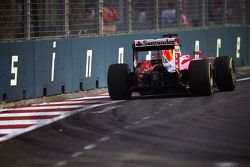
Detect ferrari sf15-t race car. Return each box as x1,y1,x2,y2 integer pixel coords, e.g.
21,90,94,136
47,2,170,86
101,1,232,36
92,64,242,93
107,34,236,100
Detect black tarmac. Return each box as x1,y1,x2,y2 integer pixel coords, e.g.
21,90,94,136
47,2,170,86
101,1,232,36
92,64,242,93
0,79,250,167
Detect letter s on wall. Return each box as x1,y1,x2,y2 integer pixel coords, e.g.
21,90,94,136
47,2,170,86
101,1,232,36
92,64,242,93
10,55,18,86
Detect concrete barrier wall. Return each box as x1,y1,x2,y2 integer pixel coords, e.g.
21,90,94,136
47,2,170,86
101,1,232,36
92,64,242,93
0,26,249,102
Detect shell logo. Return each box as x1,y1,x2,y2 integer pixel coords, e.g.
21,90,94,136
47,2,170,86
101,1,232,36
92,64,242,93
162,50,173,62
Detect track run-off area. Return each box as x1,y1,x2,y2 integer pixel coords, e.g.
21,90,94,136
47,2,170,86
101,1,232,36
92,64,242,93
0,77,250,167
0,94,122,142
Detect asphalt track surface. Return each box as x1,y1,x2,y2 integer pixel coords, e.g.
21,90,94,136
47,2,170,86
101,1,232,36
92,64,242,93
0,78,250,167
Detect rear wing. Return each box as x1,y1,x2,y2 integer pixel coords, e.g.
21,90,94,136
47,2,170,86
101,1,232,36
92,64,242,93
132,38,176,52
132,37,181,72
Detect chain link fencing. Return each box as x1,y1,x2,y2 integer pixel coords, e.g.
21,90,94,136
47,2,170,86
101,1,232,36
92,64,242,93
0,0,249,41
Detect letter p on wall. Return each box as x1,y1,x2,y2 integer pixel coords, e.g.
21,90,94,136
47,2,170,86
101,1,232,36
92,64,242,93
236,37,240,59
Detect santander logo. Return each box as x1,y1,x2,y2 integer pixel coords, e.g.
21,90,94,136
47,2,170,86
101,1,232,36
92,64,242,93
135,38,175,47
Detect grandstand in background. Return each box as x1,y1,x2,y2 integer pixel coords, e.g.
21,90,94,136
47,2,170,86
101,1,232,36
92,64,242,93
0,0,249,41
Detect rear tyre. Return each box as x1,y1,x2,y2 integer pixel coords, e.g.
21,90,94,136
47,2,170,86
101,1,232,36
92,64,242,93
189,60,213,96
108,64,132,100
215,56,236,91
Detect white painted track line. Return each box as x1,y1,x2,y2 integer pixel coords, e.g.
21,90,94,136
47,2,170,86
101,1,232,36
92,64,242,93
237,77,250,82
0,111,70,117
99,136,111,142
71,151,83,158
214,162,239,167
92,105,123,114
83,144,96,150
0,129,25,134
0,119,52,125
33,100,109,106
69,95,110,101
0,105,83,112
55,161,67,166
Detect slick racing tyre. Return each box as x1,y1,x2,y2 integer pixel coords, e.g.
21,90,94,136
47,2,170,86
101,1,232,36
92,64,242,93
215,56,236,91
189,60,214,96
108,64,132,100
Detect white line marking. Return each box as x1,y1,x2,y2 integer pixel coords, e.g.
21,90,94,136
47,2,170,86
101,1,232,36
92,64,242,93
133,121,141,125
113,130,122,135
83,144,96,150
237,77,250,82
142,116,151,120
33,100,108,106
0,105,83,112
214,162,239,167
71,151,83,158
0,111,70,117
55,161,67,166
69,95,110,101
160,107,165,111
0,119,52,125
98,136,111,142
0,129,23,134
124,125,132,129
92,105,123,114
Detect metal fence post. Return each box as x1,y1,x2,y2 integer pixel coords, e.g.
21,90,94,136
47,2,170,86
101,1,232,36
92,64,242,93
177,0,182,28
27,0,31,40
242,0,246,25
99,0,103,35
224,0,227,24
65,0,69,37
155,0,159,31
202,0,206,27
128,0,132,33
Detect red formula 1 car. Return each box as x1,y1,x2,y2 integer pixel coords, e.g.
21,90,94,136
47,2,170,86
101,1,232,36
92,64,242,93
107,34,236,100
